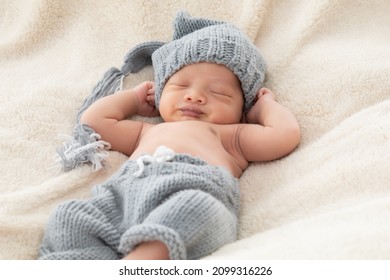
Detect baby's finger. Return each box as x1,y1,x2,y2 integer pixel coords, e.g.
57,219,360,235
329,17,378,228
146,94,156,105
147,81,155,91
258,88,276,101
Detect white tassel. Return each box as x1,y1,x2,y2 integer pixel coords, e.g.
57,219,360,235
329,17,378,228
56,125,111,171
133,146,175,177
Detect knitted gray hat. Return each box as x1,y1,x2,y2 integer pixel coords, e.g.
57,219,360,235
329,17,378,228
57,12,266,172
125,11,266,113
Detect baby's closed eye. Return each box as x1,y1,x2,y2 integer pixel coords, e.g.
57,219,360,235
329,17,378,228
211,90,226,96
209,87,231,97
168,83,189,89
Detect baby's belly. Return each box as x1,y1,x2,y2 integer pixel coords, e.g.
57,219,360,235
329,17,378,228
132,138,226,166
130,122,243,177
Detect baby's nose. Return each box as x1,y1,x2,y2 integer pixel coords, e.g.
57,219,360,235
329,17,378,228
185,90,206,104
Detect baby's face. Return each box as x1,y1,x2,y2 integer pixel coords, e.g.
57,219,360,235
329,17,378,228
159,62,244,124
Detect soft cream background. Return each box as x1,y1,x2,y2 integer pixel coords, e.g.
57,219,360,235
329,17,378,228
1,0,389,259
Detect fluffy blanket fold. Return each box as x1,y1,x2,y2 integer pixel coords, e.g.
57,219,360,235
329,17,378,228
1,0,389,259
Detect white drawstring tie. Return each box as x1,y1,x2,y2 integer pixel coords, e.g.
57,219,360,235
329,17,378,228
133,146,175,177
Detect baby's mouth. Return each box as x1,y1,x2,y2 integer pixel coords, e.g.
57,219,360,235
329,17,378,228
180,106,203,118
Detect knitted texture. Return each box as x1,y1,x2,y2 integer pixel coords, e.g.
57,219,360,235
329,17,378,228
127,11,267,113
40,153,239,260
56,11,266,172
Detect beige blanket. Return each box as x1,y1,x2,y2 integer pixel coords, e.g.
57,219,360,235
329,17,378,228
1,0,389,259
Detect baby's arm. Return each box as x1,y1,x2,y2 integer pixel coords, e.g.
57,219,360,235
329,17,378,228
80,82,158,156
239,88,301,162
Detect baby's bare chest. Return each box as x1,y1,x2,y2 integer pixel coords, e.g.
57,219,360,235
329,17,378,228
140,121,224,152
130,121,244,177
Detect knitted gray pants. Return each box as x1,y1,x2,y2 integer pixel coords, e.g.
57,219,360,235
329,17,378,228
39,152,239,260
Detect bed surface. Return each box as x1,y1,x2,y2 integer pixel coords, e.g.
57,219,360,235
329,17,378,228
1,0,389,259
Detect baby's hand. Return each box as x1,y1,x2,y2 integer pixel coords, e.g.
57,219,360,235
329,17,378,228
245,87,276,123
257,87,276,101
133,81,160,117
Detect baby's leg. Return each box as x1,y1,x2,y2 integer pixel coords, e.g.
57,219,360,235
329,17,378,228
119,189,237,260
39,194,121,260
122,240,169,260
